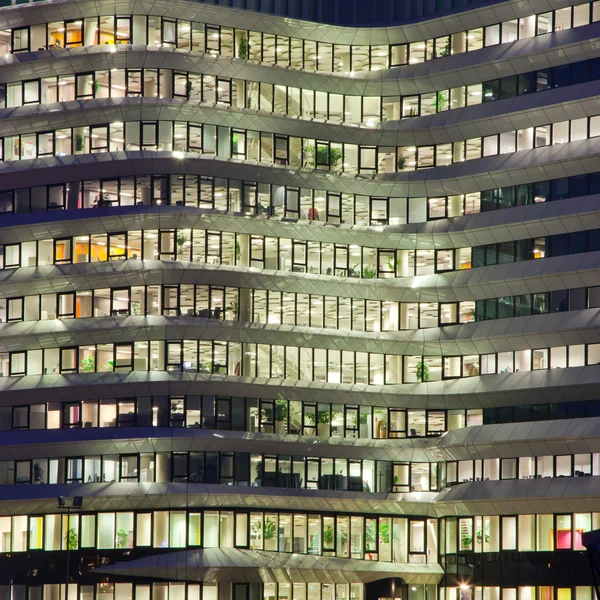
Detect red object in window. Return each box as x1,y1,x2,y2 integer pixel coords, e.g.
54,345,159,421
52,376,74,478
308,207,319,221
557,529,572,549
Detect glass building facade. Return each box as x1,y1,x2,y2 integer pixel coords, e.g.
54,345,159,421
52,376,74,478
0,1,598,600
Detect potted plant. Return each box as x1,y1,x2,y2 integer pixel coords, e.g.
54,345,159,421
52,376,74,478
176,233,188,257
80,355,95,373
235,240,241,262
66,527,78,550
476,524,490,546
93,80,100,96
275,399,287,429
186,80,192,99
317,410,330,425
33,463,44,483
226,299,238,318
238,37,248,59
105,359,114,371
362,265,376,279
263,517,276,540
327,147,343,169
94,192,112,207
379,522,391,544
131,301,141,316
251,517,276,540
435,91,448,112
386,256,402,274
397,156,406,171
323,525,335,548
438,38,451,57
416,361,430,382
75,134,84,152
232,133,240,155
116,528,129,548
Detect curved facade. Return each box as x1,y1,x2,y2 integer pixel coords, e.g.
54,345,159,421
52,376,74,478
0,3,598,600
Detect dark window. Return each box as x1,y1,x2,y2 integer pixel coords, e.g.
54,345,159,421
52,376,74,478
568,231,587,255
480,189,497,212
569,288,586,311
571,61,589,85
485,244,498,266
551,177,569,201
569,175,588,198
518,72,536,95
553,64,571,88
550,290,568,313
500,76,517,99
550,234,568,257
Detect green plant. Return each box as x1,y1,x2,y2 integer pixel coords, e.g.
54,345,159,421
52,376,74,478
177,233,187,248
461,534,473,549
131,301,141,316
263,517,276,540
359,412,368,425
397,156,406,171
93,80,100,96
235,241,241,261
303,145,343,169
416,361,430,382
232,133,241,154
275,399,287,424
252,517,276,540
393,475,399,485
116,528,128,548
387,256,403,273
435,91,448,112
80,355,95,373
317,410,330,425
75,134,84,152
438,38,451,57
323,525,335,547
379,522,390,545
476,524,490,545
106,359,114,371
365,521,396,549
338,528,348,547
238,37,248,59
186,80,192,99
362,265,376,279
66,527,78,550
